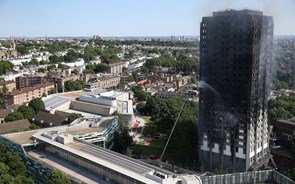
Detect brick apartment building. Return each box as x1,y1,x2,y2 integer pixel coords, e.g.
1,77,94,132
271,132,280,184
85,76,120,90
0,80,16,92
16,76,46,90
106,62,125,74
5,82,55,105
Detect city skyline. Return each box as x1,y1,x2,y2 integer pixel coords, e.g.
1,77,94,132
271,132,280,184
0,0,294,37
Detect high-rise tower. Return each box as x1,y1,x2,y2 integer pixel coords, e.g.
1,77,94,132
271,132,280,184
198,10,273,172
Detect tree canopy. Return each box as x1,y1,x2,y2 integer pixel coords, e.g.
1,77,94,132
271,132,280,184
4,111,24,122
28,98,46,114
144,55,198,74
132,86,147,101
16,105,35,120
48,170,71,184
64,80,85,92
137,96,198,167
0,144,34,184
67,113,83,123
0,60,14,75
268,95,295,122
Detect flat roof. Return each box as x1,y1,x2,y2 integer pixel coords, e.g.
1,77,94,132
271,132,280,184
67,127,105,135
58,91,83,99
0,119,30,134
32,132,163,184
27,151,108,184
68,141,152,174
2,125,69,145
61,109,101,118
3,130,38,145
43,95,71,111
81,90,125,99
67,118,113,135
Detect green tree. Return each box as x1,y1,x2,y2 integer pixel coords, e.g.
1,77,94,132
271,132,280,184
176,55,198,74
101,48,119,64
83,69,95,74
64,49,78,62
29,58,39,65
276,69,291,83
67,113,83,123
47,65,56,71
113,129,132,154
0,173,14,184
16,45,29,55
272,78,289,90
48,170,71,184
1,85,8,94
0,163,9,175
0,144,33,183
37,68,46,73
28,123,39,130
132,86,147,101
16,105,35,120
4,111,24,122
268,95,295,122
14,175,34,184
0,60,14,75
49,55,60,63
28,98,45,114
64,80,85,92
94,63,107,73
4,152,26,177
144,96,198,167
48,88,56,95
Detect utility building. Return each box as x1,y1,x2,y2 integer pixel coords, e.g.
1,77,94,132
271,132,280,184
198,9,273,172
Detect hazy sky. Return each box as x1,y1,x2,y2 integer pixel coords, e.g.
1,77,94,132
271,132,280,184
0,0,294,37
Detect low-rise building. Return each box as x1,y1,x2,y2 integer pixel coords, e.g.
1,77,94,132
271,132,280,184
85,75,120,90
106,62,125,74
0,49,18,59
175,76,190,89
0,119,30,134
0,117,203,184
5,82,55,105
0,105,18,123
0,80,16,92
272,119,295,149
33,111,67,128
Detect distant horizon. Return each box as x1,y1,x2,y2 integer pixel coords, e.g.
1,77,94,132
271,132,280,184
1,35,295,40
0,0,295,37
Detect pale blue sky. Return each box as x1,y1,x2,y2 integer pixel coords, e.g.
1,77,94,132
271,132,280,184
0,0,294,37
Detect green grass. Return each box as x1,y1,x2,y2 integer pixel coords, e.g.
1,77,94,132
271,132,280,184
150,139,165,147
134,139,165,158
134,144,163,158
141,116,152,124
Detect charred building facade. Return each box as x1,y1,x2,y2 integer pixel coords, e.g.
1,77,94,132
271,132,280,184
198,10,273,172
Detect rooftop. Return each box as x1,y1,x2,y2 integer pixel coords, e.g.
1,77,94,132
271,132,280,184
213,9,263,17
32,131,177,184
7,82,54,96
34,111,66,127
43,95,71,111
58,91,83,99
3,130,39,145
58,109,101,118
0,119,30,134
0,80,15,85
